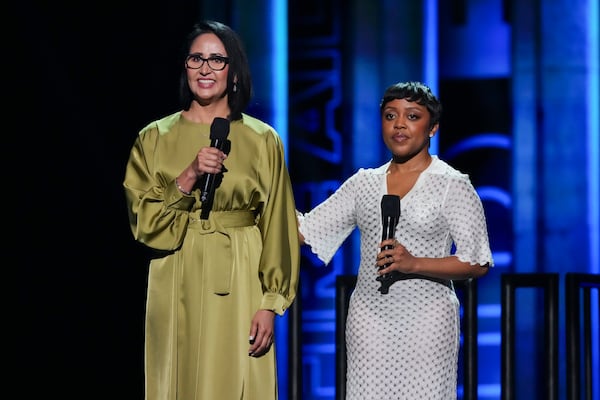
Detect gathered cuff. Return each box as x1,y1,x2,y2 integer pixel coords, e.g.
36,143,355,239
260,292,291,316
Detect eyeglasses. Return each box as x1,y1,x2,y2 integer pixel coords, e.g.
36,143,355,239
185,54,229,71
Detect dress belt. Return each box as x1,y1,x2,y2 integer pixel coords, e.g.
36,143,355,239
394,273,452,289
188,210,257,294
188,210,257,231
377,271,452,293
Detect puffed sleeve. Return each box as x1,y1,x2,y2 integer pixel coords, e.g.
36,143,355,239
255,130,301,315
123,124,196,251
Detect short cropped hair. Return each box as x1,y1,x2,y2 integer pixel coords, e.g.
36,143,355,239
380,81,442,130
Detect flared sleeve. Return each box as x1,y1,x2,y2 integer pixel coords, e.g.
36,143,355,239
297,170,362,265
255,129,301,315
443,174,494,267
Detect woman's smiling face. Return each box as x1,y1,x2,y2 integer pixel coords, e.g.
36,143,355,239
185,33,230,106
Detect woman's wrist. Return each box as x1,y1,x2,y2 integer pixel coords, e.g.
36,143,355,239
175,177,192,195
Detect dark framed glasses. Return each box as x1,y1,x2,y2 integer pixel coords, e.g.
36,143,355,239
185,54,229,71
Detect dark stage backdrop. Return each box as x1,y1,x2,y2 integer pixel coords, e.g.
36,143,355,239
13,1,201,398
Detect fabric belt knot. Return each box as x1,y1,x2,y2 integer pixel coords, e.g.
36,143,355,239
189,210,256,295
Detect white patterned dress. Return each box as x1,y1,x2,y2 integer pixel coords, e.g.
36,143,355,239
297,156,494,400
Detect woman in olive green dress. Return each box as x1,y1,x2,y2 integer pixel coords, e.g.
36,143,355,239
123,20,300,400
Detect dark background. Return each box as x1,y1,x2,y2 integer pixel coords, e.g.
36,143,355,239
14,1,203,397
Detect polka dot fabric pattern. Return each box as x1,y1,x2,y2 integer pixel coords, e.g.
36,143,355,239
298,156,493,400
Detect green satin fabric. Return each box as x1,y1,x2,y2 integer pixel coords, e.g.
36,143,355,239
186,210,257,294
123,112,300,399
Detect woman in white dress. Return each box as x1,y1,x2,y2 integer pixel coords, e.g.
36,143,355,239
297,81,493,399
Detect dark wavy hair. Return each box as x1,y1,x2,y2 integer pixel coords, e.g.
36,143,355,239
179,20,252,121
380,81,442,130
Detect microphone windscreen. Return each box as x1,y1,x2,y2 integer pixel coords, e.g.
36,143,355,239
381,194,401,221
210,117,230,141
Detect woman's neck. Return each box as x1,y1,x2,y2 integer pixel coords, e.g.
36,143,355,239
389,153,432,173
182,101,230,124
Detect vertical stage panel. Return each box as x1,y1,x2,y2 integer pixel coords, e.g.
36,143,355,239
501,273,559,400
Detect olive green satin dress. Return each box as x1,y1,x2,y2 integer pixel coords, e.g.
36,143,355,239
123,112,300,400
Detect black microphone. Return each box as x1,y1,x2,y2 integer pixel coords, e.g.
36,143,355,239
200,117,230,203
377,194,401,294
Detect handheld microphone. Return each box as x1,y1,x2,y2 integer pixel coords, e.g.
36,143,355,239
377,194,400,294
200,117,230,203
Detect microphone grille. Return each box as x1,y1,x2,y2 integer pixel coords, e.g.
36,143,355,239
381,194,401,220
210,117,230,140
